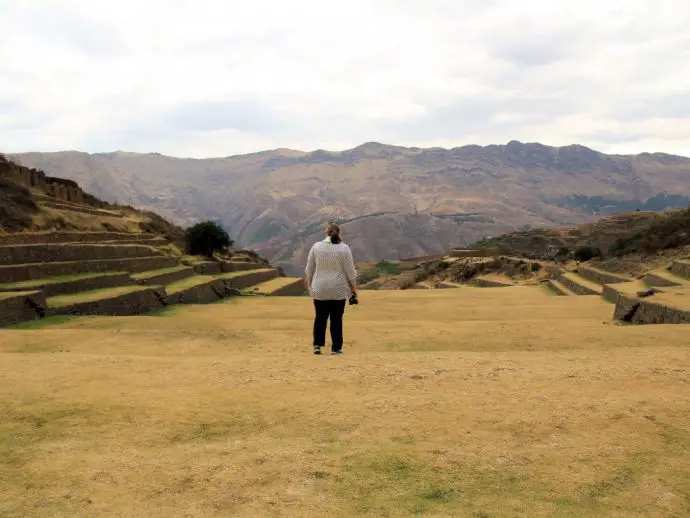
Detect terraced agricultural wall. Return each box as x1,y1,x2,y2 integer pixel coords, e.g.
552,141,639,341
135,268,193,286
612,293,641,321
192,262,222,275
558,274,600,295
226,269,280,290
0,256,180,283
270,280,307,296
577,266,628,285
631,300,690,324
221,261,265,273
0,244,164,265
166,279,230,305
0,273,132,297
0,232,159,246
473,278,513,288
49,287,167,317
0,291,46,327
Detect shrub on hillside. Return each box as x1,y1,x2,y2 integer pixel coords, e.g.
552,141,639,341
376,260,399,275
185,220,234,258
573,245,602,262
609,206,690,256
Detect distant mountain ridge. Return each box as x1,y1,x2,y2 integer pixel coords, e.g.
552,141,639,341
10,141,690,275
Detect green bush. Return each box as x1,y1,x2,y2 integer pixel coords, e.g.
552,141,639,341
376,260,399,275
185,221,233,258
573,245,602,262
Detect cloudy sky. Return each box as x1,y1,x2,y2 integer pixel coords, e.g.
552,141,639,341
1,0,689,158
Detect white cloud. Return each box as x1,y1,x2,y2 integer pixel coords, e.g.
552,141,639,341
1,0,689,157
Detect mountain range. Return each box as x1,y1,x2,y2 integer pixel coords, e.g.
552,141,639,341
10,141,690,275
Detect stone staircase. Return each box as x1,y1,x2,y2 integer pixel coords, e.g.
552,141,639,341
0,231,305,327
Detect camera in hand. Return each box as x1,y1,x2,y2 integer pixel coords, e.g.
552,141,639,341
349,294,358,305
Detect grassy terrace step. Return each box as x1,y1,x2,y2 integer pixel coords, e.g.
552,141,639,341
165,269,280,304
166,269,279,294
0,271,131,297
0,256,181,283
47,285,166,316
0,231,159,246
243,277,306,296
642,268,688,287
132,266,194,286
0,243,165,266
558,272,602,296
546,279,577,296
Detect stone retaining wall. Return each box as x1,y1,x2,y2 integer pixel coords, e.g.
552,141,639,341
577,267,629,285
670,260,690,278
547,279,569,295
631,300,690,324
193,262,222,275
0,244,165,266
0,272,133,297
166,279,229,305
613,293,641,321
642,271,681,287
269,279,307,296
0,232,158,246
0,291,47,327
558,274,600,295
602,285,623,303
226,269,280,290
40,201,124,218
0,256,180,283
472,277,513,288
49,287,167,317
220,261,265,273
135,267,194,286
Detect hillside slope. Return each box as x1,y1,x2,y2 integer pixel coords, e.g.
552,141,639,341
0,154,183,241
11,141,690,275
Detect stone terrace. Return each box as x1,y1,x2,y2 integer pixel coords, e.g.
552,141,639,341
0,231,305,327
545,260,690,325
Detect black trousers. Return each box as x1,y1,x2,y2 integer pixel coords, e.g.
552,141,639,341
313,299,346,351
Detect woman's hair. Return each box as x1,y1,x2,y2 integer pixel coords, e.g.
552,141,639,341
326,222,342,244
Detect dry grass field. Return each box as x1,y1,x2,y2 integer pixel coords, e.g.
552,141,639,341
1,287,689,517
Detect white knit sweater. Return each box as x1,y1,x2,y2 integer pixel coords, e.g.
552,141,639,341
305,237,357,300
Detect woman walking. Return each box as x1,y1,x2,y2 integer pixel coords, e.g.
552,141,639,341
304,222,358,355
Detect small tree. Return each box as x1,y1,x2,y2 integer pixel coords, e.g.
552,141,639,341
185,221,233,258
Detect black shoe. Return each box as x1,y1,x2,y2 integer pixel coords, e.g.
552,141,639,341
331,350,343,355
313,346,322,355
